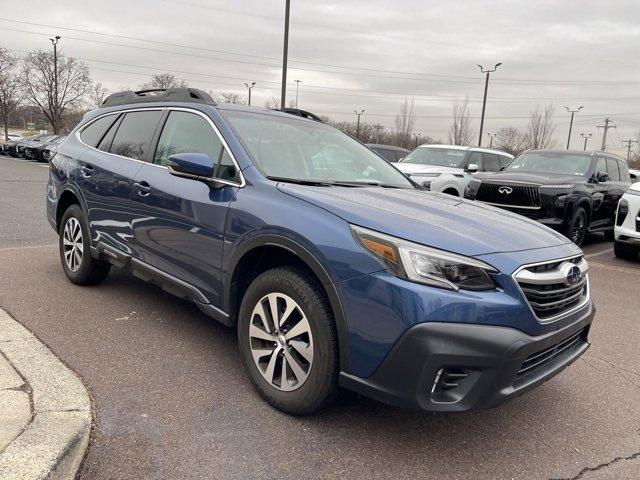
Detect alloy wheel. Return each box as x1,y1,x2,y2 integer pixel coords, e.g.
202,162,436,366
248,292,314,391
571,211,587,244
62,217,83,272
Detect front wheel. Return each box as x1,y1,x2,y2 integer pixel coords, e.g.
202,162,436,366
614,241,639,260
59,204,111,285
565,206,588,246
237,267,339,415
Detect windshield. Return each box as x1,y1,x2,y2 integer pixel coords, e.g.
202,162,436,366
400,147,467,168
222,111,414,188
505,152,592,176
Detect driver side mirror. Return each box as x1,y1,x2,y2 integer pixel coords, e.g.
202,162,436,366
596,171,609,183
167,153,228,188
466,163,478,173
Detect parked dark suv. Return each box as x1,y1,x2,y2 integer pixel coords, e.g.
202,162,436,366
46,88,595,414
465,150,632,246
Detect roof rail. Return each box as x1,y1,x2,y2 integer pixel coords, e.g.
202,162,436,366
101,88,216,108
281,108,324,122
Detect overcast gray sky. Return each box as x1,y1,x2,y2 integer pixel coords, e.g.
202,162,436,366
2,0,640,152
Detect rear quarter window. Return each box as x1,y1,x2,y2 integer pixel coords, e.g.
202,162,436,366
79,114,119,147
605,158,620,181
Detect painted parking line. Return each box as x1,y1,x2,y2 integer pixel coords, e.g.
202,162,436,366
585,248,614,259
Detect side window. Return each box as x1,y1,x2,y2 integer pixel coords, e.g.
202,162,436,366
498,155,512,169
595,158,607,177
110,110,163,160
467,152,483,169
97,115,123,152
618,161,630,182
79,114,118,147
394,151,405,162
154,111,222,167
606,158,620,181
218,150,238,182
482,153,500,172
380,149,397,163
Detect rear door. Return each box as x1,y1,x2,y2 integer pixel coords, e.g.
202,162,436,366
129,108,242,306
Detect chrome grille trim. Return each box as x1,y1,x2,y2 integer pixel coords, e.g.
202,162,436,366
512,255,590,323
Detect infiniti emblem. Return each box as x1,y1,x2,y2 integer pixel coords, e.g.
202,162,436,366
565,265,581,286
498,186,513,195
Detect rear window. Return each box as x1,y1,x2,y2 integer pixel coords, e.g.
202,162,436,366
80,114,119,147
109,110,163,160
373,147,398,163
606,158,620,181
401,147,467,168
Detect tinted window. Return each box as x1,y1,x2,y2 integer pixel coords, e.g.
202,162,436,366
482,153,500,172
606,158,620,181
218,149,238,182
618,161,630,182
110,110,163,160
154,111,223,167
374,148,398,163
80,115,118,147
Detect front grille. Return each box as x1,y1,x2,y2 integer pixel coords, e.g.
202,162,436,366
517,328,587,379
476,182,541,208
514,256,589,321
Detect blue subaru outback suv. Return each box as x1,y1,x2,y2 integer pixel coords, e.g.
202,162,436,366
46,88,595,414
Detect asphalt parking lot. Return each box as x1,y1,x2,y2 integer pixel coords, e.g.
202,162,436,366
1,154,639,479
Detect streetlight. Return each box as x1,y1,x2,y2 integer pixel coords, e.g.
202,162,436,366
580,133,592,151
294,80,302,108
565,106,583,149
487,132,497,148
244,82,256,106
477,62,501,147
49,35,61,133
354,109,365,138
413,133,421,148
280,0,291,111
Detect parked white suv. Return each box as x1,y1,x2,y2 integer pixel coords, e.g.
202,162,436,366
614,182,640,260
396,145,514,196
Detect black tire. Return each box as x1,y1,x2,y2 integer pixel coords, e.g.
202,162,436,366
565,206,588,246
58,204,111,285
237,267,339,415
614,241,640,260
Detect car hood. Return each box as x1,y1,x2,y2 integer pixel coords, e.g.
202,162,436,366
475,171,585,184
278,184,570,256
396,163,463,175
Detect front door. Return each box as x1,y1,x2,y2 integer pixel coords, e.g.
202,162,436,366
129,109,241,306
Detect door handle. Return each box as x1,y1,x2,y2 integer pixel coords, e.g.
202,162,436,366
81,165,94,177
134,181,151,196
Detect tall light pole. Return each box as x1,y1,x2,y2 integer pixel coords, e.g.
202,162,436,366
280,0,291,111
294,80,302,108
565,106,583,149
580,133,592,151
477,62,501,147
413,133,421,148
354,109,365,138
243,82,256,106
487,132,497,148
49,35,61,133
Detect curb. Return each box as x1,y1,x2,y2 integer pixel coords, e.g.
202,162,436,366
0,309,91,480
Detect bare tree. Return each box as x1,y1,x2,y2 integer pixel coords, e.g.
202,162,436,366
393,98,416,148
264,96,280,109
215,91,244,104
448,98,474,146
88,82,108,108
139,73,187,90
0,48,21,141
526,104,557,149
21,50,91,134
495,126,528,156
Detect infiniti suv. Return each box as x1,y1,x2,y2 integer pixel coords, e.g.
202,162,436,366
46,88,595,414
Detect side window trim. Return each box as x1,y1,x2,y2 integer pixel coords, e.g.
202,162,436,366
147,109,171,165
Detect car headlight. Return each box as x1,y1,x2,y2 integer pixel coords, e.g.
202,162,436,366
418,172,441,177
625,188,640,196
542,184,575,189
351,225,497,291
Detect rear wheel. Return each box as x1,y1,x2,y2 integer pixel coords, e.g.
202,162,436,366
59,204,111,285
614,241,640,260
237,267,338,415
565,206,588,246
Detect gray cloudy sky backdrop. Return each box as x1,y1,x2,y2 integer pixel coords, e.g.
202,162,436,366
2,0,640,153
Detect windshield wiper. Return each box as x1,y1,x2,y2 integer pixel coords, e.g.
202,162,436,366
267,176,333,186
332,181,402,188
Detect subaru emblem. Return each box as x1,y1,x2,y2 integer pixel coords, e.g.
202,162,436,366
565,265,581,286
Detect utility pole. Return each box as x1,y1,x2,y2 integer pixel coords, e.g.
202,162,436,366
243,82,255,106
565,106,583,149
49,35,61,133
622,139,638,160
487,132,497,148
280,0,291,111
374,123,384,143
354,109,365,139
477,62,502,147
294,80,302,108
580,133,592,151
597,118,616,151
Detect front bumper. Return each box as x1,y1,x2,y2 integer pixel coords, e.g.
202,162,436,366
340,300,594,412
